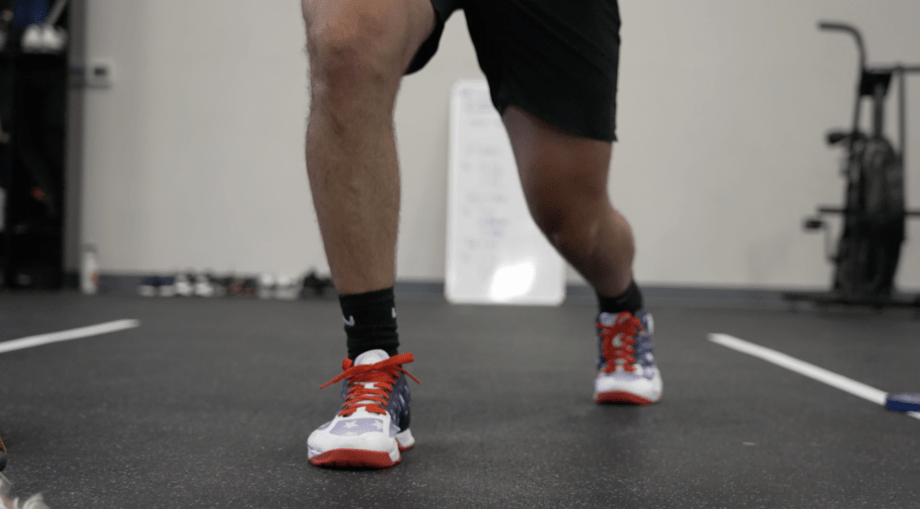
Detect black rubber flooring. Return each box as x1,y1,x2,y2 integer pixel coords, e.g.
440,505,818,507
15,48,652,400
1,291,919,508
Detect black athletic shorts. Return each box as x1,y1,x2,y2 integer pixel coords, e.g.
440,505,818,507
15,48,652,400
407,0,621,141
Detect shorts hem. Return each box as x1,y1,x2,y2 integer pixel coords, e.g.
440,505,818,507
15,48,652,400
405,1,455,75
494,78,617,142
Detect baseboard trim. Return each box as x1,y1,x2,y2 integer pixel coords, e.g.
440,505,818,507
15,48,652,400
50,273,816,309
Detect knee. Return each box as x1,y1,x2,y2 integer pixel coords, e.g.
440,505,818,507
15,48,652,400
525,184,608,258
305,8,409,102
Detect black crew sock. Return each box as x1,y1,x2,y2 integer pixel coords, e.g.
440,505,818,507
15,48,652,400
339,287,400,360
597,280,644,316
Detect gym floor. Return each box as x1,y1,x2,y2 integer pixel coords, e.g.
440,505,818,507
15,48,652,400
1,291,918,508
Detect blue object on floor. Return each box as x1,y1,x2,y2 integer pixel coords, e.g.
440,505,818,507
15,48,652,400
885,393,920,412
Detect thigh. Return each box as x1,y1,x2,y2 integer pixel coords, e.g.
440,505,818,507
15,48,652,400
503,106,613,211
466,0,622,141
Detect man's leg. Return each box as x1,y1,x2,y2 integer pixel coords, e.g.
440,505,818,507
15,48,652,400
502,107,632,298
303,0,434,295
302,0,434,468
503,106,662,404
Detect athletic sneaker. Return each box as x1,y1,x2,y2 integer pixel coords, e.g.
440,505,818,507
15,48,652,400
308,350,418,468
138,276,161,297
594,309,663,404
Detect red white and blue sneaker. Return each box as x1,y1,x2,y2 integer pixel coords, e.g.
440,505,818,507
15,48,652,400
308,350,418,468
594,309,663,404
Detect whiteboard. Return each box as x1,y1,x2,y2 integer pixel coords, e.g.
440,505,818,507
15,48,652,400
444,79,566,305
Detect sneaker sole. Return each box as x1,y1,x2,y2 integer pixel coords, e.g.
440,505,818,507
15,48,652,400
594,390,660,405
308,443,413,469
309,448,401,468
308,430,414,469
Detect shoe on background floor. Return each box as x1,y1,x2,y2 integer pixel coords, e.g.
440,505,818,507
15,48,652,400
157,276,176,297
194,272,223,298
308,350,418,468
137,276,161,297
594,310,663,404
173,272,194,297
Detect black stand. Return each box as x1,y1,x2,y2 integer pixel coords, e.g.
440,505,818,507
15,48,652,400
0,9,70,289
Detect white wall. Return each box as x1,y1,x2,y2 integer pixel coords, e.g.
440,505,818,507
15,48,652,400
80,0,920,291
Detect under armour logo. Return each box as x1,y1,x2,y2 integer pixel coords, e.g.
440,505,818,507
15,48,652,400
343,315,355,327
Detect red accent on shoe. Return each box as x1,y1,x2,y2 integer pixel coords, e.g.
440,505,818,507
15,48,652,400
309,449,400,469
319,353,420,417
594,391,658,405
597,313,642,373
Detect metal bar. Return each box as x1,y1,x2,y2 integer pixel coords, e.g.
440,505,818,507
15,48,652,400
45,0,70,26
818,22,867,70
873,81,886,138
900,68,907,162
818,23,866,157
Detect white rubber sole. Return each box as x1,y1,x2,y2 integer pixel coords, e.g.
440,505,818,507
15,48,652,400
594,371,663,404
308,428,415,469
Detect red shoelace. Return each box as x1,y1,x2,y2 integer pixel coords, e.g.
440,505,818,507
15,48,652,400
598,313,642,373
320,353,420,417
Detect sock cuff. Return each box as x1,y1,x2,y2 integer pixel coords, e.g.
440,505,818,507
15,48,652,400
597,280,643,315
339,287,395,307
339,287,399,360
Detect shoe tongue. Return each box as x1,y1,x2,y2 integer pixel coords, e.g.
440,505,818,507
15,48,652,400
354,349,390,366
598,312,621,326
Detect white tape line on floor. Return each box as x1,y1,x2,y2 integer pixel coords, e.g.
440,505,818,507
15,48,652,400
709,333,920,421
0,319,140,355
